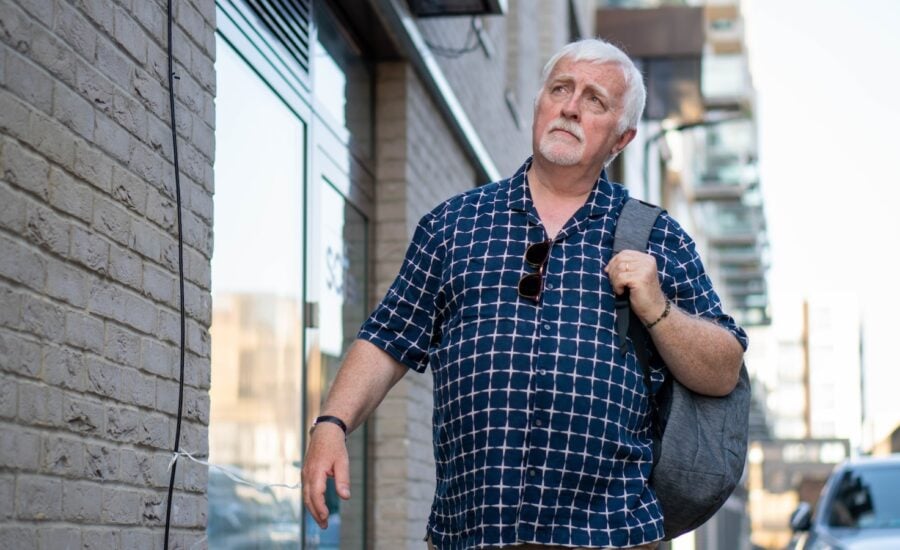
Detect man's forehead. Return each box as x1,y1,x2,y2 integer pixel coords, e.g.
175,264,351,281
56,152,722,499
548,58,625,86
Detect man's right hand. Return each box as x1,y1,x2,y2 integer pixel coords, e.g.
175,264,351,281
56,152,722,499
302,423,352,529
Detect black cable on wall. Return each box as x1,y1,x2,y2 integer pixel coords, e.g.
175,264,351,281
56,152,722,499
163,0,188,547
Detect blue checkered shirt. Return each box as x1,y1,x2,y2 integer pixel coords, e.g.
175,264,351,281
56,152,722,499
359,159,748,549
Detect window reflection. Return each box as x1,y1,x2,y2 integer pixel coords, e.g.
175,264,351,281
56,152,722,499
304,179,368,549
828,468,900,529
208,37,305,549
313,4,373,162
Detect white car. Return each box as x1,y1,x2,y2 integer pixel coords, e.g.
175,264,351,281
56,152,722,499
789,455,900,550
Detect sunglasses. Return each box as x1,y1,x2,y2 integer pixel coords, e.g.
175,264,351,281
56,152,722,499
518,240,552,301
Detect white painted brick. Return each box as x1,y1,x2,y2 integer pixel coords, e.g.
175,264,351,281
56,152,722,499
0,181,26,234
101,485,142,525
39,526,82,549
0,90,31,142
144,262,176,305
0,330,42,378
4,49,54,114
16,0,53,21
24,202,70,256
63,480,103,521
112,164,150,214
53,80,95,140
0,526,37,550
0,236,47,292
91,195,132,246
54,1,96,58
77,0,115,37
62,393,105,435
93,111,132,164
109,245,143,289
140,411,172,449
83,443,119,481
64,311,104,354
142,337,176,379
103,323,142,369
48,167,93,224
132,67,169,122
0,474,12,519
73,140,113,194
121,365,156,409
132,0,165,43
68,224,110,276
122,529,156,550
46,255,92,308
41,433,85,477
113,6,148,64
21,293,67,342
81,528,118,549
27,111,76,168
41,345,87,392
16,474,62,520
119,449,169,489
0,424,40,469
18,381,63,428
85,355,123,401
0,374,15,419
2,138,50,199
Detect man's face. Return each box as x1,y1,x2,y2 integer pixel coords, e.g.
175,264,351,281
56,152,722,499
532,57,635,170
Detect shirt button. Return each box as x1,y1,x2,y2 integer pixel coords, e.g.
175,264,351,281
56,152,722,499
543,323,551,330
538,369,547,375
545,283,553,289
529,469,536,477
535,419,543,427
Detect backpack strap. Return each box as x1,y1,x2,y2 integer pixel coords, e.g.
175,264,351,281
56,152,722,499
612,198,664,358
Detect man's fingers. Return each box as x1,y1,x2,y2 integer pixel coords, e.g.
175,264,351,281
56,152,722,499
302,464,331,528
334,456,352,500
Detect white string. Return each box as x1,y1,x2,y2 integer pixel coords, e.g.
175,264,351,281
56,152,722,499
189,535,208,550
169,450,301,492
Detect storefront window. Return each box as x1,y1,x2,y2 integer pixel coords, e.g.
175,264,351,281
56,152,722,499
208,36,305,548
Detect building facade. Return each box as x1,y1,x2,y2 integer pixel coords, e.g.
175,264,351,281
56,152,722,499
1,0,593,547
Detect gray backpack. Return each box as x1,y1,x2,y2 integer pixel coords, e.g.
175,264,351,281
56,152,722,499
613,198,751,540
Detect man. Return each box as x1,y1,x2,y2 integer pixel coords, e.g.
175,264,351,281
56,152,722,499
302,38,747,549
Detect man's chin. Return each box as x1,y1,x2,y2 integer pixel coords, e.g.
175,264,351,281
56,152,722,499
538,145,583,167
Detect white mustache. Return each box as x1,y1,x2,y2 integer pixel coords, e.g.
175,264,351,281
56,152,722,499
547,118,584,142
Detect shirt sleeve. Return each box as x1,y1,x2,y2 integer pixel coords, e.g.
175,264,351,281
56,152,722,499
357,208,446,373
648,212,749,351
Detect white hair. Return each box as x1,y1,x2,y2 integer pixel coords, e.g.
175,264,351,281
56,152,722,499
538,38,647,134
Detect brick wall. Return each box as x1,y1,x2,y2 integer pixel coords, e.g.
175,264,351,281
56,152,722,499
0,0,214,548
371,61,474,549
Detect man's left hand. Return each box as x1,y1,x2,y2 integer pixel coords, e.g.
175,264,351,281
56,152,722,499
605,250,667,325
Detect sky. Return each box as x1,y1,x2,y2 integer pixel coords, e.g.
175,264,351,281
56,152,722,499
742,0,900,435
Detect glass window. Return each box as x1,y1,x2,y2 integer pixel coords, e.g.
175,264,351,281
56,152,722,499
303,172,369,549
828,467,900,528
313,4,374,163
208,36,306,549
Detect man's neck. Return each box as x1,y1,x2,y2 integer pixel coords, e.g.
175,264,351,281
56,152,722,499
528,157,604,200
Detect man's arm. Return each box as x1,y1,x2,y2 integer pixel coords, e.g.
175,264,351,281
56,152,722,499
606,249,744,396
301,339,408,528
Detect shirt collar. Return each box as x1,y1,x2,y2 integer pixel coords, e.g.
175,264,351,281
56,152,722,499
506,156,626,219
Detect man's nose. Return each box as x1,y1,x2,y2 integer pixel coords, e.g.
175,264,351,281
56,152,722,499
561,94,580,120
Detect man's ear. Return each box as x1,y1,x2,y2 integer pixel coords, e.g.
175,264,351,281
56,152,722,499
611,128,637,157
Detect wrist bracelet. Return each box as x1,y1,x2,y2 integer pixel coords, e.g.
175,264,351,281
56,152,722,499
310,415,348,437
646,299,671,330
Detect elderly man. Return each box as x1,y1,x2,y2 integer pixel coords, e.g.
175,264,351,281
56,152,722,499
302,38,747,549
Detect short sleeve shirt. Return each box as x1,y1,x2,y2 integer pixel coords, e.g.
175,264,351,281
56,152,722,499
359,159,749,549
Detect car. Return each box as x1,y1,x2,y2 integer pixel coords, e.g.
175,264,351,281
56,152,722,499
789,454,900,549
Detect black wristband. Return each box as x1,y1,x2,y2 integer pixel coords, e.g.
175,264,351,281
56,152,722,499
310,415,348,436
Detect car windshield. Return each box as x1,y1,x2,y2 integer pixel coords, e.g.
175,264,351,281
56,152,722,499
827,466,900,529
